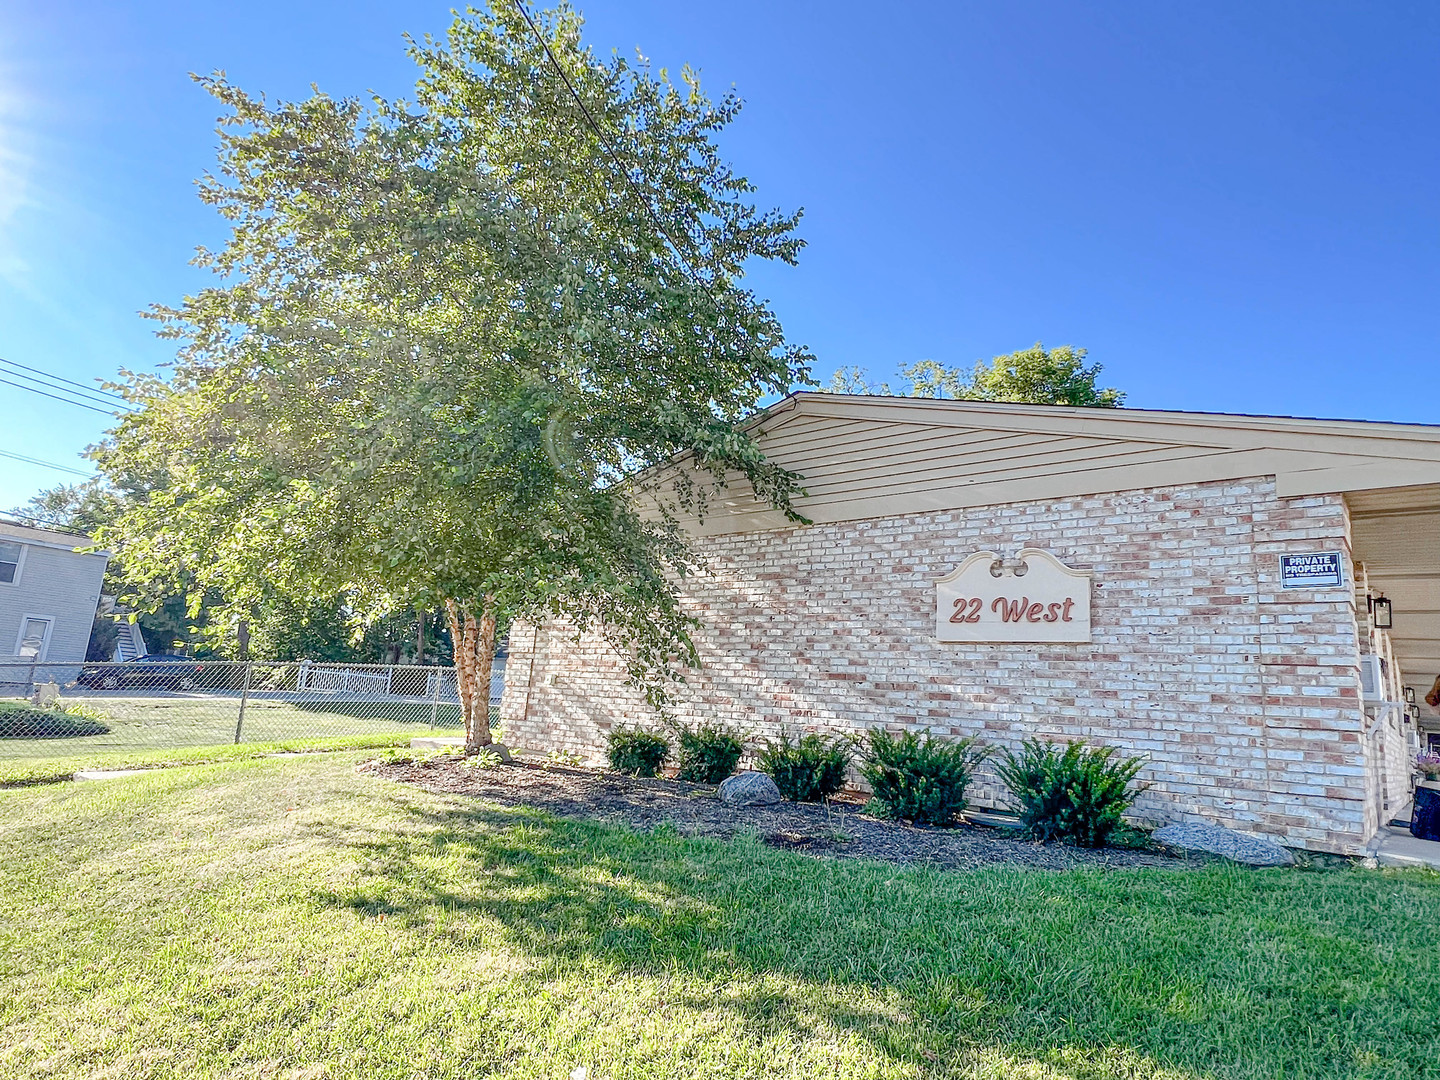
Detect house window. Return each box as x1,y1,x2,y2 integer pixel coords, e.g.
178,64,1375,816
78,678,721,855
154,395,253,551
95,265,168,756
0,542,20,584
15,615,54,660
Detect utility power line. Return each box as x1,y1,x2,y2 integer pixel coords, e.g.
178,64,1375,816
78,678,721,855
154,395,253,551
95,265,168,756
0,368,124,411
0,357,130,404
0,375,121,415
0,361,132,417
0,512,80,531
0,448,93,478
508,0,715,296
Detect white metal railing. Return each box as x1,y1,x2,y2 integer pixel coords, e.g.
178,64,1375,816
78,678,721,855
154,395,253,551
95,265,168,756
292,661,497,702
296,662,394,695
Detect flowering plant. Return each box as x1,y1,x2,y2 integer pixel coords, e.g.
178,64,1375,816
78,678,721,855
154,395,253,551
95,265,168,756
1416,752,1440,781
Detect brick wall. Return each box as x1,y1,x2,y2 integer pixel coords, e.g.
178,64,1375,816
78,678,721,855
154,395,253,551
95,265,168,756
501,476,1372,853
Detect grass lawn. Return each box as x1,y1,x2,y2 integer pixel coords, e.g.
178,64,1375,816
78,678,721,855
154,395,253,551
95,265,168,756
2,756,1437,1080
0,693,462,759
0,733,418,787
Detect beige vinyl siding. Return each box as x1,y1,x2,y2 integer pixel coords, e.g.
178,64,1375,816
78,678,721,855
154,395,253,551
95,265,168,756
667,445,1285,535
793,395,1440,454
642,394,1440,537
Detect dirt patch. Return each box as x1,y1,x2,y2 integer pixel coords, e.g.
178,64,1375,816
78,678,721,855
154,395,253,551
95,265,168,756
368,757,1193,872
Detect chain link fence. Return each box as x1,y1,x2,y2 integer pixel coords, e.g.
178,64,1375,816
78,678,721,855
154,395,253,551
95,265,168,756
0,660,500,759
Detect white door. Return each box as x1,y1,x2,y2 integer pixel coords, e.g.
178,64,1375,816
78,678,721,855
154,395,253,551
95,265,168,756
15,616,54,660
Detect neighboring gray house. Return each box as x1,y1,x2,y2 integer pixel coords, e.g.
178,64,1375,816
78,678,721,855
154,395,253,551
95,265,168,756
0,520,110,667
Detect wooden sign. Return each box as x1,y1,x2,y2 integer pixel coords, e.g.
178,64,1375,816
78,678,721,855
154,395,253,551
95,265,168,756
935,548,1093,643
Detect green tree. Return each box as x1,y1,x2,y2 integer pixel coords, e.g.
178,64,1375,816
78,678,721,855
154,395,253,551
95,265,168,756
824,366,891,395
98,3,810,751
9,481,125,538
10,483,446,662
832,343,1124,407
11,481,218,657
942,342,1124,407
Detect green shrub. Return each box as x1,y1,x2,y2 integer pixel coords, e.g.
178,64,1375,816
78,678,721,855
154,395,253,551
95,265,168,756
860,729,990,826
673,722,744,784
860,797,892,819
606,726,670,777
994,738,1149,848
757,732,853,802
0,702,111,739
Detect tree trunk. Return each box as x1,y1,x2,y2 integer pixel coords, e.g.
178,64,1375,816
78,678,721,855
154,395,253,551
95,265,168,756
474,601,497,749
444,600,475,745
445,597,496,752
416,611,425,665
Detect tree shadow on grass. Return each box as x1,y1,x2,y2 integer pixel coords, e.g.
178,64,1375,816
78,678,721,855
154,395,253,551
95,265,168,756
304,790,1440,1080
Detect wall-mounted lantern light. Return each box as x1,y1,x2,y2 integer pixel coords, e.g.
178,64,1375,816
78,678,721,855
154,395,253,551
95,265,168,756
1406,686,1418,705
1373,594,1393,630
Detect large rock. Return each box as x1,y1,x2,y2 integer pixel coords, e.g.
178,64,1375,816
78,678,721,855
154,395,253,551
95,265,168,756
719,771,782,806
1152,822,1296,866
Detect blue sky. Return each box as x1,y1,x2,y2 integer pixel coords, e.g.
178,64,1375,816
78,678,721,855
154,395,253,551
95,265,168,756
1,1,1436,509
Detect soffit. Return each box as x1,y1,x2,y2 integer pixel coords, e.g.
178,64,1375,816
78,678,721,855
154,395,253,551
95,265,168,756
1349,484,1440,693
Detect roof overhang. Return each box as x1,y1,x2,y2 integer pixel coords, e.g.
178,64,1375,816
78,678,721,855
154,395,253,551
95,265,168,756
1347,485,1440,709
0,520,109,558
647,393,1440,536
640,393,1440,704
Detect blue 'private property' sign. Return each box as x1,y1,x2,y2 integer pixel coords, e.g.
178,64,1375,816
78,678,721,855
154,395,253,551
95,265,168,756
1279,552,1345,589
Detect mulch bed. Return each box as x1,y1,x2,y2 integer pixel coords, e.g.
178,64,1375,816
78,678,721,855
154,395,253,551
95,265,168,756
367,757,1192,872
